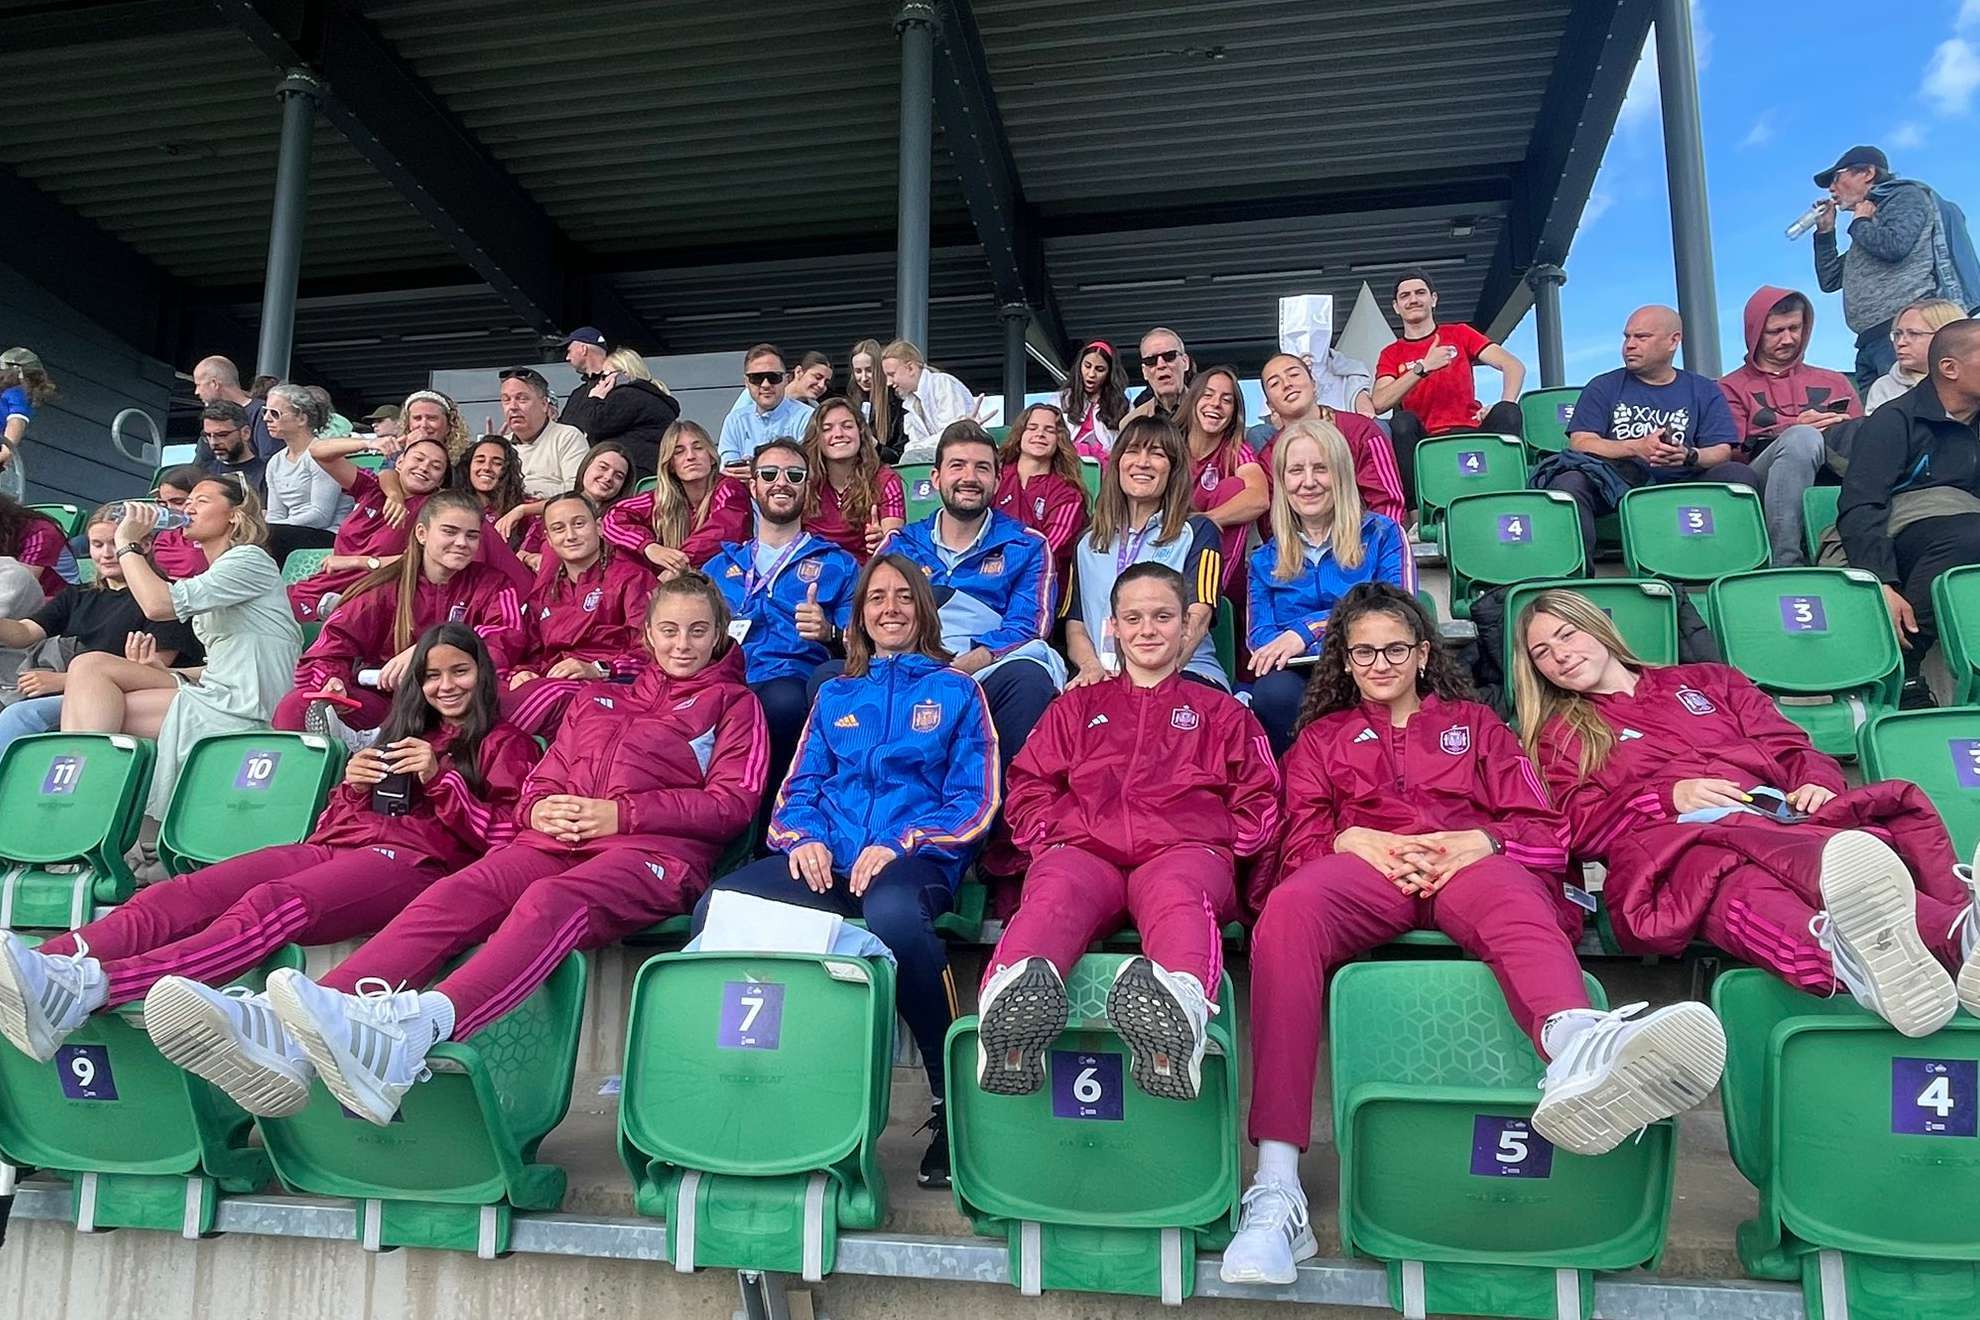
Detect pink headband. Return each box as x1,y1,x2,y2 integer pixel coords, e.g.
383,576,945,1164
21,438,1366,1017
1083,340,1114,358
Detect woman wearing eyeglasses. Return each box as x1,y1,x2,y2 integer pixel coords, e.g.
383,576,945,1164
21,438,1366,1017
603,420,751,578
1865,297,1964,413
1513,587,1980,1036
1221,582,1724,1286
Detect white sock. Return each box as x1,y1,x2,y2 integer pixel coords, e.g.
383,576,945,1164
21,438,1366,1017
1254,1139,1301,1188
1540,1008,1600,1061
418,990,456,1046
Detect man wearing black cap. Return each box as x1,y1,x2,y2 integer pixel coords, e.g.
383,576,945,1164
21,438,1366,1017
1811,145,1942,391
555,326,613,438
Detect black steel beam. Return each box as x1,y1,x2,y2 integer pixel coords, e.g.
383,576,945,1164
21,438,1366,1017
1474,0,1655,340
3,0,219,53
1040,167,1516,239
929,0,1067,370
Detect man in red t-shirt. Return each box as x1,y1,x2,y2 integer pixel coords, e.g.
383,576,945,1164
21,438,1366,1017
1371,269,1528,504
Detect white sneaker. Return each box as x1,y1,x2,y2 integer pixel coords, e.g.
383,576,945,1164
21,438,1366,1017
1812,830,1957,1037
1107,956,1213,1101
1531,1001,1725,1157
1951,848,1980,1020
0,933,105,1062
975,956,1067,1096
303,699,378,755
266,968,451,1126
1218,1176,1317,1285
143,977,313,1118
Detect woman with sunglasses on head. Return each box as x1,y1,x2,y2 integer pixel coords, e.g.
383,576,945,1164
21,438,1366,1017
148,465,215,579
257,384,354,565
292,432,453,621
800,395,905,561
848,338,905,463
0,625,535,1110
1059,340,1129,461
1514,588,1980,1034
515,442,633,573
994,403,1090,585
603,420,751,578
1221,583,1724,1286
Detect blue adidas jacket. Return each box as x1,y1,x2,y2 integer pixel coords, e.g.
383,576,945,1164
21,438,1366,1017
766,652,1000,885
1246,513,1415,655
707,532,859,684
878,510,1055,658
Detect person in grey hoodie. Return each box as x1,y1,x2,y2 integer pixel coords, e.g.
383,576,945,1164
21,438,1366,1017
1811,145,1941,391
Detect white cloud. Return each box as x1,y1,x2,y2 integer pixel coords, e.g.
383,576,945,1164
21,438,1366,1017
1739,110,1776,149
1925,37,1980,115
1889,120,1927,150
1961,0,1980,30
1582,189,1616,227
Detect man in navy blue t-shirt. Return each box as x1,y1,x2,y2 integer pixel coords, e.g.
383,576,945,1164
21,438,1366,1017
1538,306,1760,549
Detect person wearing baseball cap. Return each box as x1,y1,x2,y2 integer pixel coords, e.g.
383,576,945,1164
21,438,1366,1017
1810,145,1948,390
556,328,612,438
0,347,56,474
361,403,401,438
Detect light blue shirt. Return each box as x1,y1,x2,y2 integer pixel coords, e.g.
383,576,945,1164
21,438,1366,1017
718,396,816,466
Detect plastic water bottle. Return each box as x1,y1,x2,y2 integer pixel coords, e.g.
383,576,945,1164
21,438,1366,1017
1785,205,1824,240
106,501,191,532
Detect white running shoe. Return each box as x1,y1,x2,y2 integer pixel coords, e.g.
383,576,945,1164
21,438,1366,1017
1107,956,1213,1101
975,956,1067,1096
303,699,378,756
1812,829,1957,1037
1951,847,1980,1020
1218,1176,1317,1285
0,933,105,1062
1531,1001,1725,1157
143,977,313,1118
266,968,451,1126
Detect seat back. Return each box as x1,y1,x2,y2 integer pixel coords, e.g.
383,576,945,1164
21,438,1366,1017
1933,565,1980,706
897,463,939,522
634,475,660,494
1413,433,1527,536
1079,459,1102,501
27,504,85,538
1706,568,1901,696
1859,708,1980,855
282,547,332,585
1618,482,1770,582
1802,485,1841,564
1502,579,1680,705
0,733,153,929
1443,491,1586,608
157,732,343,875
1518,388,1581,456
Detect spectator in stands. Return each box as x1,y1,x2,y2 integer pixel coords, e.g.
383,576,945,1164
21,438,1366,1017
258,574,766,1127
1839,318,1980,665
707,440,859,816
0,346,55,475
1716,286,1860,565
395,389,472,465
978,563,1278,1100
1063,416,1225,692
789,350,834,403
604,420,751,576
993,403,1090,583
875,421,1061,771
492,367,589,543
61,479,303,825
717,344,816,473
0,504,201,756
148,465,211,578
1221,584,1724,1286
277,491,523,746
563,348,680,477
696,552,996,1188
553,327,613,438
261,383,355,564
515,441,634,573
1059,340,1129,460
800,396,905,561
884,340,984,464
848,338,904,462
1124,326,1192,423
1515,588,1980,1032
191,355,274,460
0,625,534,1104
1866,297,1965,412
0,495,74,599
304,385,353,438
1307,343,1378,417
1372,271,1527,499
1246,420,1415,756
1811,145,1947,391
196,399,269,497
289,434,451,622
360,404,401,440
502,491,655,737
1251,352,1405,524
452,437,528,542
1534,305,1754,552
1180,366,1269,600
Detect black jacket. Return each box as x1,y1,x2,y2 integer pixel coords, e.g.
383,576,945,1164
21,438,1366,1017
1838,378,1980,582
563,377,680,475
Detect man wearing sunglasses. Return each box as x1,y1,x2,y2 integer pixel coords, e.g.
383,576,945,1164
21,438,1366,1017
718,344,816,475
1124,327,1194,423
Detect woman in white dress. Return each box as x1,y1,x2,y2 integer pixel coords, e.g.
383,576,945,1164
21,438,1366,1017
60,476,303,818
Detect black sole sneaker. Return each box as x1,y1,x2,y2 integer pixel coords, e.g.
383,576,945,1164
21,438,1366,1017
917,1104,950,1189
1107,956,1202,1101
975,959,1068,1096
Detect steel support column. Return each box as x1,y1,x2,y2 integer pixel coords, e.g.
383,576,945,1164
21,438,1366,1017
1527,264,1569,388
894,2,936,349
256,69,320,381
1654,0,1722,375
1001,303,1029,415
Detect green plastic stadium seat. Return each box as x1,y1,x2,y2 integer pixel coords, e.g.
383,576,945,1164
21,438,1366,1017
947,953,1239,1304
988,425,1010,444
634,475,659,494
350,451,387,471
1079,459,1102,501
1502,579,1680,719
1705,568,1902,759
281,547,332,585
1932,566,1980,706
1413,433,1527,548
1714,969,1980,1317
0,945,301,1235
898,463,939,522
618,951,894,1280
156,732,344,877
1443,491,1587,617
1332,962,1676,1320
1518,387,1581,457
28,504,85,538
0,733,154,930
935,878,989,942
1211,607,1236,681
1803,485,1841,565
1858,707,1980,856
1619,482,1771,583
257,951,587,1257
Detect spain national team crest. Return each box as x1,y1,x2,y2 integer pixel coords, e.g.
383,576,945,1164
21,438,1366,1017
1439,725,1471,755
911,700,943,733
797,559,822,582
1033,496,1047,517
1676,687,1717,716
582,587,603,612
1170,705,1199,731
448,603,468,622
1199,465,1219,492
981,552,1005,576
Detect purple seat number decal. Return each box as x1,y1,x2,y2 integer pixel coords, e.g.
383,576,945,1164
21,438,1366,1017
1457,450,1487,476
1676,506,1714,536
1497,514,1531,544
55,1044,117,1101
235,749,282,790
1050,1049,1123,1120
1779,596,1827,632
1470,1114,1553,1177
718,980,784,1050
40,755,84,795
1892,1058,1977,1137
1952,739,1980,790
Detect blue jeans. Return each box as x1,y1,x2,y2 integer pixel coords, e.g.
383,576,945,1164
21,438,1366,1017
0,695,64,757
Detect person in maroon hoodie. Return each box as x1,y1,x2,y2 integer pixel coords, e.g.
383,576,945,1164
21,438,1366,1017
977,563,1277,1103
150,465,214,579
502,491,654,736
288,434,453,621
1514,587,1980,1035
993,403,1090,585
801,395,906,562
601,420,751,577
235,572,767,1126
1718,286,1863,565
0,624,536,1117
1219,582,1725,1287
274,491,524,740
